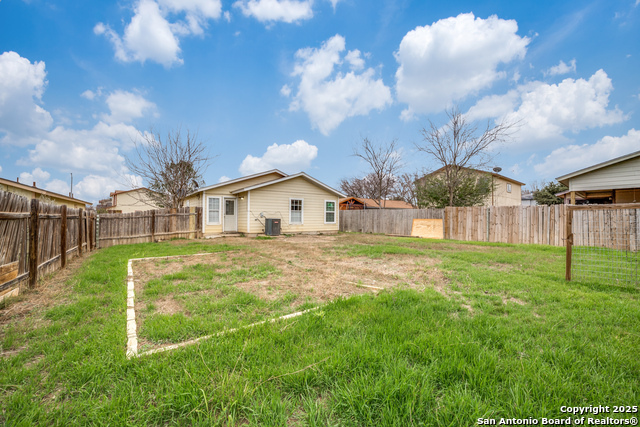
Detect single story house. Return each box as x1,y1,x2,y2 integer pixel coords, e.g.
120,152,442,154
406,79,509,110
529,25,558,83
556,150,640,205
184,170,344,236
339,197,414,210
0,176,89,209
417,167,525,206
521,192,537,207
107,188,162,213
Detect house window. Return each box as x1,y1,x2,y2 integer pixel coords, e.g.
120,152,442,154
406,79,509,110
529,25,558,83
290,198,303,224
325,200,336,223
207,197,221,224
507,183,512,193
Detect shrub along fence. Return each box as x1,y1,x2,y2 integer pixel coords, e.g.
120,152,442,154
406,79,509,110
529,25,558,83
0,191,95,300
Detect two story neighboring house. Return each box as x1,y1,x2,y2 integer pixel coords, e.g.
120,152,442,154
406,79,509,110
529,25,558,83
417,167,525,207
0,176,89,209
556,150,640,205
106,188,162,213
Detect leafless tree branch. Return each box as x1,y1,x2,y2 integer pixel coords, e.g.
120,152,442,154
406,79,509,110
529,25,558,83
415,106,519,207
125,127,214,209
350,138,404,208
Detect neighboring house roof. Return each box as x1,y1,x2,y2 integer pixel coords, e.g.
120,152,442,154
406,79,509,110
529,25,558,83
521,193,535,201
193,169,287,194
109,187,156,198
423,166,526,186
339,197,414,209
556,150,640,187
230,172,345,197
0,176,90,205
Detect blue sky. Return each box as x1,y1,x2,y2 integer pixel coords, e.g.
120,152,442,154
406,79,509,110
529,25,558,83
1,0,639,203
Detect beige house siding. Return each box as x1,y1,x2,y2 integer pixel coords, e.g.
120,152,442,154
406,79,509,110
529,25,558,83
199,172,285,235
247,177,339,234
109,190,160,213
0,180,88,209
489,177,522,206
569,157,640,192
237,193,248,233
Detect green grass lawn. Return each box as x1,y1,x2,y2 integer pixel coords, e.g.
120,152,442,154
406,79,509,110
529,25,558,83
135,253,316,350
1,235,639,426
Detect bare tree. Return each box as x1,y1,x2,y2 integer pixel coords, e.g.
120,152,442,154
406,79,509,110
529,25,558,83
339,173,396,200
125,127,213,209
415,107,518,207
351,138,404,208
392,172,419,206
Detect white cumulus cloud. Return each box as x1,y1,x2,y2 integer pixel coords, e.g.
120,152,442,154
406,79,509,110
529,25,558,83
95,0,222,67
233,0,313,24
395,13,530,119
467,70,625,145
287,35,392,135
25,121,140,175
0,51,53,146
239,140,318,175
45,179,71,196
74,174,126,201
543,59,576,76
102,90,157,124
19,168,51,186
534,129,640,178
218,175,231,182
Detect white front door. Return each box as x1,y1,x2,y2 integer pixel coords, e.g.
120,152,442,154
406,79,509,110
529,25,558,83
223,198,237,232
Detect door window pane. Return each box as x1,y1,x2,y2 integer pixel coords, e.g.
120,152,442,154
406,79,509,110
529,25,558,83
225,200,235,215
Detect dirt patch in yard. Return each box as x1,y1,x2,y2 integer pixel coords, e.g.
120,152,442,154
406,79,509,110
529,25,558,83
132,235,450,313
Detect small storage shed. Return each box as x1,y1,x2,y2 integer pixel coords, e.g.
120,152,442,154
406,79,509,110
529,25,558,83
185,170,344,236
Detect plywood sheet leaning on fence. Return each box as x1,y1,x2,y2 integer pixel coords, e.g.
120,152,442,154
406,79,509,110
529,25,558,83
411,219,444,239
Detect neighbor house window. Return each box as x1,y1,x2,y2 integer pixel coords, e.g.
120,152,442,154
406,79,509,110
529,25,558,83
207,197,220,224
507,183,512,193
290,198,303,224
325,201,336,223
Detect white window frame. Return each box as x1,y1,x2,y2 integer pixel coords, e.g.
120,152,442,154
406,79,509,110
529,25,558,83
206,196,221,225
324,200,336,224
289,198,304,224
507,183,512,193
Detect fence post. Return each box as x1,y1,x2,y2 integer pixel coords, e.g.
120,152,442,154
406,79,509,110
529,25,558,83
196,207,202,238
486,207,491,242
565,207,573,281
96,214,100,249
150,210,156,242
90,212,95,251
61,205,67,268
78,208,84,256
28,198,39,289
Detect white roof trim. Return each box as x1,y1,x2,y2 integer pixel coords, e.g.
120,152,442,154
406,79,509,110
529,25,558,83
189,169,287,195
230,172,345,197
556,150,640,185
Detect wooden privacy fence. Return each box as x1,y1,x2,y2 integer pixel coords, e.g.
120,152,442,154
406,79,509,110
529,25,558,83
340,208,444,236
0,191,96,300
97,207,202,248
444,205,568,246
